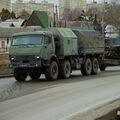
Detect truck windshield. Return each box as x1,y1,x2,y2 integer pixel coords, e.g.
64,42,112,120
12,35,44,46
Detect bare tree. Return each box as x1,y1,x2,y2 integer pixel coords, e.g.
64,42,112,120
62,8,84,21
71,8,81,20
104,4,120,32
86,7,103,22
18,10,30,20
61,8,72,20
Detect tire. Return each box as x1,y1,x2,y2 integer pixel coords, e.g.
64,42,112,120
45,61,59,81
81,58,92,76
59,60,71,79
91,58,99,75
29,70,41,79
99,64,106,71
14,68,27,81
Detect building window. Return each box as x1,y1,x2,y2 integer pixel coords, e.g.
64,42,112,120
1,41,5,48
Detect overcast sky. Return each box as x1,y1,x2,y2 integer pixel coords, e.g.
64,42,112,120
32,0,111,4
12,0,112,5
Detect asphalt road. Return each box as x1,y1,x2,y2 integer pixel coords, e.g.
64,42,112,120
0,67,120,120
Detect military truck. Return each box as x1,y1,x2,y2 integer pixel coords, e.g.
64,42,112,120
99,37,120,71
9,28,104,81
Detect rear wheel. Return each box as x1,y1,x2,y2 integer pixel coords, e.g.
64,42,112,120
14,68,27,81
59,60,71,79
29,69,41,79
99,64,106,71
81,58,92,76
91,58,99,75
45,61,59,81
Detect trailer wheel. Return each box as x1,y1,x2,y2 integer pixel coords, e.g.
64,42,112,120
81,58,92,76
59,60,71,79
99,64,106,71
14,68,27,81
29,70,41,79
91,58,99,75
45,61,58,81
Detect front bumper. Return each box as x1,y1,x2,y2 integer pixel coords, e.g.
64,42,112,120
11,60,41,68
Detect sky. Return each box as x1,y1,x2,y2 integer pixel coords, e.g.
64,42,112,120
12,0,112,5
30,0,111,4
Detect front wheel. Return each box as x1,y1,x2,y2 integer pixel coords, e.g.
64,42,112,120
14,68,27,81
45,61,59,81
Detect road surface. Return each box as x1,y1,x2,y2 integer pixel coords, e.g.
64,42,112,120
0,67,120,120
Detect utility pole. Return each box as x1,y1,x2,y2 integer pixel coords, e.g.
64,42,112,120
102,0,105,34
8,0,12,12
55,5,58,27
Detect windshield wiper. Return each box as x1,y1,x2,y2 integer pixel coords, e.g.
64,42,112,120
28,44,41,46
12,44,40,46
12,44,29,46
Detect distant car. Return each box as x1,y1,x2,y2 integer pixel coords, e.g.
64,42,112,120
105,25,119,38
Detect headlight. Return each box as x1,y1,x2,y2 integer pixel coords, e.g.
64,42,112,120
11,57,14,60
36,56,40,59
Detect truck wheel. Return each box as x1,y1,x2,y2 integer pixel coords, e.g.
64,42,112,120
59,60,71,79
45,61,59,81
29,70,41,79
91,58,99,75
14,68,27,81
81,58,92,76
99,64,106,71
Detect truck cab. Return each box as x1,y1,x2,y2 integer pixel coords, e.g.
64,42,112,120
9,31,56,81
10,31,55,67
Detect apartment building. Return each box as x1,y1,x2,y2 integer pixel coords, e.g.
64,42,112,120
59,0,87,19
12,0,54,19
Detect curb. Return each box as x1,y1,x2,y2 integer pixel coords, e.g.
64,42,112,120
0,74,13,78
63,96,120,120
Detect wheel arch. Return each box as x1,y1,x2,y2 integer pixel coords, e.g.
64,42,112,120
49,55,59,64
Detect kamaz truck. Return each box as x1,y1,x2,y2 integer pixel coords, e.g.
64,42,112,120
9,28,104,81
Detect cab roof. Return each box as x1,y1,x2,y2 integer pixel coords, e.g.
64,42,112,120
12,31,53,37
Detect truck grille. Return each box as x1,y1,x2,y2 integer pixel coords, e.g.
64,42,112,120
16,55,35,60
23,60,29,63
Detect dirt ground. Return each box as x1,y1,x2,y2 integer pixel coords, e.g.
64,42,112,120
96,108,120,120
0,53,13,75
0,53,10,65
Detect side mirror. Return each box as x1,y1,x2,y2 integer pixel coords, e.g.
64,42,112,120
48,36,52,43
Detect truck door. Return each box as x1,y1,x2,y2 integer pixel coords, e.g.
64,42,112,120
41,35,54,60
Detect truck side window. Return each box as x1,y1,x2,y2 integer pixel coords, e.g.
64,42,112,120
48,36,52,43
44,36,48,44
44,36,51,44
55,36,60,48
68,40,70,45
